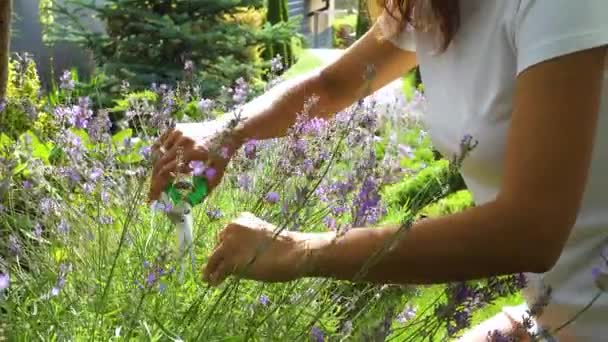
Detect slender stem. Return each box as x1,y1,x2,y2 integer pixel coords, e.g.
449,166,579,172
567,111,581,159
551,291,603,335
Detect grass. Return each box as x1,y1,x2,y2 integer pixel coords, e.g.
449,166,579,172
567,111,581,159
282,49,324,80
333,14,358,30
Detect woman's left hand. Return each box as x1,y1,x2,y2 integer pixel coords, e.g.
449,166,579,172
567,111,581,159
202,212,311,286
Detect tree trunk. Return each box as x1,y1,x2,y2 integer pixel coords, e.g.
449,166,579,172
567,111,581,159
0,0,12,100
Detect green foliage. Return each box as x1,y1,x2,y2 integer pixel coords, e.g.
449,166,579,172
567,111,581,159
423,189,475,217
0,55,44,139
382,159,468,212
356,0,371,39
263,0,296,73
332,15,357,48
44,0,298,99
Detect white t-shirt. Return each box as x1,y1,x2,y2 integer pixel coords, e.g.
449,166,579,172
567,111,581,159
384,0,608,340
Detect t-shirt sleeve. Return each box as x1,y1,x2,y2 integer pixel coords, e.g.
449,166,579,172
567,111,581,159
378,11,416,52
514,0,608,75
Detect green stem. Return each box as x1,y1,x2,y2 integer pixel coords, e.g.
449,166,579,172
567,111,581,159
551,291,603,335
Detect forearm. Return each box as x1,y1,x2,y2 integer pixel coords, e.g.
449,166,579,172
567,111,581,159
303,200,550,284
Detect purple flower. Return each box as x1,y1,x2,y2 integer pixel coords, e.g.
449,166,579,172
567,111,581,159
265,192,280,204
66,97,94,129
232,77,249,104
0,273,9,291
323,216,337,230
9,234,21,256
331,205,347,217
310,326,325,342
83,182,95,194
353,176,384,226
189,161,205,176
237,174,252,191
60,70,75,91
99,216,113,225
396,304,417,324
60,167,81,184
50,263,72,297
139,145,152,160
22,180,33,189
152,201,174,214
123,137,134,149
302,159,315,176
101,190,110,204
206,208,223,220
198,98,214,112
219,146,230,160
270,55,284,73
399,144,415,159
33,223,43,238
40,197,58,216
302,117,328,136
89,168,103,182
448,310,471,337
57,219,70,235
244,140,257,159
259,294,270,306
291,139,307,157
486,330,515,342
88,110,112,142
205,167,217,181
145,272,157,287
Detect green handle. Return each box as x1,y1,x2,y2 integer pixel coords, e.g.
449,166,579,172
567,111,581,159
164,176,209,207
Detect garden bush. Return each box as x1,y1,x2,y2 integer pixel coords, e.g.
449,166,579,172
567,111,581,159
1,57,604,341
43,0,298,100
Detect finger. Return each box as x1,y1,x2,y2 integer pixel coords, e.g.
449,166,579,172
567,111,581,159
159,128,174,143
203,241,226,282
163,130,183,152
152,147,178,179
152,128,174,154
209,259,236,287
148,160,182,203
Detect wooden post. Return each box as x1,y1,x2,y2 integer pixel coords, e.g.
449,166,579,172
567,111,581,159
0,0,12,101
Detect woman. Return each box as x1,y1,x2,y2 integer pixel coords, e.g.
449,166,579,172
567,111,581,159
149,0,608,340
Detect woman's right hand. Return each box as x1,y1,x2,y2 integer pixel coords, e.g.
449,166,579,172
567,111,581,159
148,120,243,203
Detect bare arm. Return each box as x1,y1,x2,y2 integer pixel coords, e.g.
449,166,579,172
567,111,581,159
301,46,606,284
225,22,417,145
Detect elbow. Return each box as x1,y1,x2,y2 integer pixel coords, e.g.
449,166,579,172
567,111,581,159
527,247,561,274
494,199,576,274
517,221,569,274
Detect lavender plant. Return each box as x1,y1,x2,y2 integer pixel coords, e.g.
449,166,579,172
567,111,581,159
0,56,605,341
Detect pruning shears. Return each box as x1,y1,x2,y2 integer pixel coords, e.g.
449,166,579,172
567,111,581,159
157,175,209,282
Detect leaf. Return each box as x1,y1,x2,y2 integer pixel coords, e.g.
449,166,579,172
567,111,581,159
112,128,133,146
53,247,68,263
12,162,29,176
20,131,54,164
0,133,12,149
117,140,145,164
49,146,65,165
69,128,93,149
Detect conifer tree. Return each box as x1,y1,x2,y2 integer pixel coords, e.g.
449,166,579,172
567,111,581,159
46,0,297,97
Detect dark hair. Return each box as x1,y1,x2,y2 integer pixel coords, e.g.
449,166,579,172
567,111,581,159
379,0,461,52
